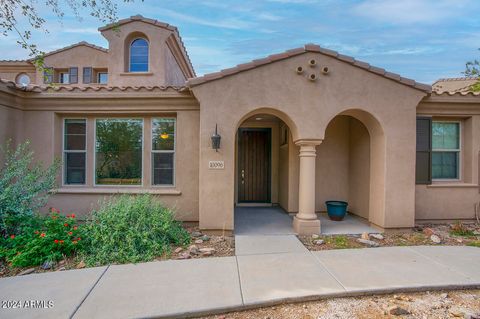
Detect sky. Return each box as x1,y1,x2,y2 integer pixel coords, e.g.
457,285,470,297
2,0,480,83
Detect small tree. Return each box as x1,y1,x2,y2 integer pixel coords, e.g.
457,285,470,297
0,140,60,236
464,49,480,91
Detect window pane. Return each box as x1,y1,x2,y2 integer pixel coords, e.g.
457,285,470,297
152,119,175,151
432,122,459,149
95,119,143,185
98,73,108,84
432,151,458,179
64,120,86,150
65,153,85,184
129,38,149,72
153,153,174,185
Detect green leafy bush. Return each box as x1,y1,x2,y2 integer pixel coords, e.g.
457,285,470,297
0,140,60,236
83,195,190,266
0,209,85,267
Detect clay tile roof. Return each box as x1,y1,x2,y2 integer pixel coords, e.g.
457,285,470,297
98,15,195,76
432,77,480,94
186,44,432,93
0,78,189,93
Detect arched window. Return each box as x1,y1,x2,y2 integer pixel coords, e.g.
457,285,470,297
129,38,149,72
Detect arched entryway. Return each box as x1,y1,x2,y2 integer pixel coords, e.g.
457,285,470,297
233,109,299,235
319,109,385,228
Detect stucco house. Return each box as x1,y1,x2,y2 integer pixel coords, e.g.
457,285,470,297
1,15,479,235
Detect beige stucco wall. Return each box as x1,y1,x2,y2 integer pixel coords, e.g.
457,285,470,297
415,100,480,221
0,103,24,164
348,118,370,219
315,116,349,211
165,46,187,86
101,21,171,86
0,62,37,84
0,87,200,221
37,46,109,86
191,51,426,231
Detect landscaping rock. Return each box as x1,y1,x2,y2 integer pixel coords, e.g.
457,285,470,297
194,239,204,244
361,232,369,240
188,245,199,255
201,235,210,241
388,305,410,316
440,293,449,299
312,234,320,239
76,260,86,269
191,231,202,238
450,307,466,317
41,260,55,270
473,230,480,236
430,234,441,244
57,267,66,271
174,247,183,253
314,239,325,245
18,268,35,276
356,238,380,247
370,233,384,240
177,252,191,260
423,227,435,236
199,247,215,255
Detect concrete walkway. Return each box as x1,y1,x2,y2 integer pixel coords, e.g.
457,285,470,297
1,245,480,319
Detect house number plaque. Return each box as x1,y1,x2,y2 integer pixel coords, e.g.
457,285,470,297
209,161,224,169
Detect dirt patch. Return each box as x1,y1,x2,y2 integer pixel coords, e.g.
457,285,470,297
299,222,480,251
198,290,480,319
0,226,235,278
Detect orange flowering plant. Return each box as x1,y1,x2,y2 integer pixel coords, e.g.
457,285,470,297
0,208,85,267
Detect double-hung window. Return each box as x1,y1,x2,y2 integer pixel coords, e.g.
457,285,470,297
152,118,175,186
63,119,86,185
432,121,460,180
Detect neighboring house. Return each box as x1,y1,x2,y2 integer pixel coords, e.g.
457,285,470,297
1,15,479,235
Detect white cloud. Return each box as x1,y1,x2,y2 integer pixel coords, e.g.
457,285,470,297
63,28,99,34
352,0,470,25
159,8,253,30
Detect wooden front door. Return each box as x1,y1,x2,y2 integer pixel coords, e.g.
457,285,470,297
238,128,271,203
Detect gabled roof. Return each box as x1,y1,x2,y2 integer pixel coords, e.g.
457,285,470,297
99,15,195,77
432,77,479,94
187,44,431,93
37,41,108,60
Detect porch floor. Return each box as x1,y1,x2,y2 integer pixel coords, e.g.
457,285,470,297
234,206,381,235
317,212,381,235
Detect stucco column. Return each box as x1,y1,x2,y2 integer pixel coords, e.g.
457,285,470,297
293,140,322,235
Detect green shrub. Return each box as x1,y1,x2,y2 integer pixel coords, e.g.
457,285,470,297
449,221,475,237
0,140,60,236
83,195,190,266
0,209,85,267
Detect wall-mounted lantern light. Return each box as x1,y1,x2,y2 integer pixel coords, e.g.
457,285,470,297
211,124,221,151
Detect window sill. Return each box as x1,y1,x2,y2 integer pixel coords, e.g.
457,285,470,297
427,183,478,188
120,72,153,76
54,187,181,195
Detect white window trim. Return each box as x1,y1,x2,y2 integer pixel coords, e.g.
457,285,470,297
151,118,176,187
432,120,462,182
62,118,87,186
128,37,150,73
93,118,145,187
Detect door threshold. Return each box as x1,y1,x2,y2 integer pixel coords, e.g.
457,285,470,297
236,203,273,207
